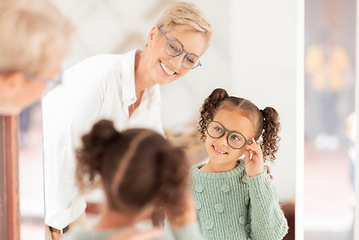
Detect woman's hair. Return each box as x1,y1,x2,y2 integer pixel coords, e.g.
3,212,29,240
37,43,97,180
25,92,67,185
76,120,189,214
198,88,281,162
156,2,213,51
0,0,73,74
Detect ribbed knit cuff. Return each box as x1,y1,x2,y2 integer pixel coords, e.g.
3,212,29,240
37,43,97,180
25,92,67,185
247,172,275,202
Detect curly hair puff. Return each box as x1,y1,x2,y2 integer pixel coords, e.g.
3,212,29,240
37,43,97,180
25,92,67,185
76,119,190,214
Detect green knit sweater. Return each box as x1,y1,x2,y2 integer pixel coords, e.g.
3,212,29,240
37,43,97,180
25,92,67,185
190,160,288,240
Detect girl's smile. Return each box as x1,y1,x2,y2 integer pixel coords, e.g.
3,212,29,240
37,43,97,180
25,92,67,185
212,145,228,155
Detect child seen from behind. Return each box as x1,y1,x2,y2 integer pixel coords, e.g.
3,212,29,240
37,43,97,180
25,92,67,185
63,120,202,240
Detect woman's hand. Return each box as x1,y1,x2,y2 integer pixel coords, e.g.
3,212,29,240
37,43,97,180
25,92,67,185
50,231,61,240
104,227,164,240
244,138,264,177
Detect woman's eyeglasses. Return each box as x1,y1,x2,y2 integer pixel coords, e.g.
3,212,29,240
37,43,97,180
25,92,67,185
158,28,201,70
24,70,63,94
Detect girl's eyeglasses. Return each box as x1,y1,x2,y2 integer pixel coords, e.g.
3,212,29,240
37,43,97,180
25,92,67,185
206,120,252,149
158,28,201,70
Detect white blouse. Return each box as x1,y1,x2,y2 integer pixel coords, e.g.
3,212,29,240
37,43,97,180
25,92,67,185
42,49,164,229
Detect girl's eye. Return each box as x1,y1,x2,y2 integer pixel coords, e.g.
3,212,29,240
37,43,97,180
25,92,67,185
214,126,223,133
230,134,242,142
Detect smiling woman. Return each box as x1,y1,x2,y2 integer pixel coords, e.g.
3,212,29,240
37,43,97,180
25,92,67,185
41,2,213,240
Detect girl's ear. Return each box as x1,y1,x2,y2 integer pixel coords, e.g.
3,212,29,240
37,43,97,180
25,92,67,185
147,26,159,48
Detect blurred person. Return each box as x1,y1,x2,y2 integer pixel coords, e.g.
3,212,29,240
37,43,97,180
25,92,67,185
305,34,354,150
42,2,213,239
62,120,202,240
0,0,73,115
190,88,288,239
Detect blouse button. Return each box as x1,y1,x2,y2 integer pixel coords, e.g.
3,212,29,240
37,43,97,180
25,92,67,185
215,203,224,213
221,184,230,193
195,184,204,193
205,220,214,230
239,216,245,225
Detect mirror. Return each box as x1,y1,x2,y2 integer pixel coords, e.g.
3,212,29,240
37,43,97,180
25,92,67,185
18,0,298,239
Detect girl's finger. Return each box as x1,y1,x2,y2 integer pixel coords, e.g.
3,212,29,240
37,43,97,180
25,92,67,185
265,165,271,174
244,149,251,161
247,144,259,155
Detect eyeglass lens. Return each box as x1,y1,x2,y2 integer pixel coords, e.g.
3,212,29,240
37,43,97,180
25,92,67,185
165,39,200,69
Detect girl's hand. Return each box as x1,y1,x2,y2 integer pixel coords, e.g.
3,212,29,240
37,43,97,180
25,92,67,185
244,138,264,177
264,164,274,180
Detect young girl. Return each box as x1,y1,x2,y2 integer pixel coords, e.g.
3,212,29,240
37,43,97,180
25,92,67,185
63,120,202,240
190,88,288,240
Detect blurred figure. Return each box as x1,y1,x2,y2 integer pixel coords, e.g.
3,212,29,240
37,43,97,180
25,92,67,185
0,0,73,116
62,120,202,240
305,34,354,150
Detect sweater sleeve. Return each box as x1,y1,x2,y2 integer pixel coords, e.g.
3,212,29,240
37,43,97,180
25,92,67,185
246,172,288,240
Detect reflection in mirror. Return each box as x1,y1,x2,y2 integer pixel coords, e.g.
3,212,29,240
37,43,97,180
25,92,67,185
304,0,355,239
13,0,297,239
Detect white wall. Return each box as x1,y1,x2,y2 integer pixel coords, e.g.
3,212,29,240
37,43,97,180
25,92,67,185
228,0,297,202
162,0,298,202
53,0,297,202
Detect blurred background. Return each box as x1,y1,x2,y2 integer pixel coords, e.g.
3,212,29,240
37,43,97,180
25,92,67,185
304,0,355,239
17,0,357,239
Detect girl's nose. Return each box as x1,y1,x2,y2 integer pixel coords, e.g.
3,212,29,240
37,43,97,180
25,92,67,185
217,134,228,146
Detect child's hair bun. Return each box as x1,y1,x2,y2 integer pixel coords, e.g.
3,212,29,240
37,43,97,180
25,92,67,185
209,88,229,106
76,119,121,190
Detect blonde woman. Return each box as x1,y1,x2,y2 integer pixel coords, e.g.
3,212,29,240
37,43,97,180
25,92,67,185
42,2,213,240
0,0,73,115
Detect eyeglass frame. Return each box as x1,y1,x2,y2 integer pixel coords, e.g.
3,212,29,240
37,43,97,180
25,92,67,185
158,27,202,70
24,70,63,93
206,120,252,149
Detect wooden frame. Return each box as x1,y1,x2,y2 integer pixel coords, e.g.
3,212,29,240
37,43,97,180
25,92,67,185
0,116,20,240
